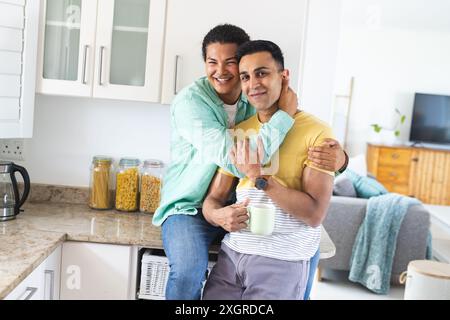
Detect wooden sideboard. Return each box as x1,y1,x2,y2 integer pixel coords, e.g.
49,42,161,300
367,143,450,205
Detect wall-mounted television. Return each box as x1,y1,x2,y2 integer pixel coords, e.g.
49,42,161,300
409,93,450,145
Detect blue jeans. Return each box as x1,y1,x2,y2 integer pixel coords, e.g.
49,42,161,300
303,248,320,300
162,212,226,300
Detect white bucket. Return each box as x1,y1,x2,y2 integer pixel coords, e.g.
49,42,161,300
399,260,450,300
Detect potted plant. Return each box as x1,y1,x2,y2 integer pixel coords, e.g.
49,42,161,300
370,108,406,144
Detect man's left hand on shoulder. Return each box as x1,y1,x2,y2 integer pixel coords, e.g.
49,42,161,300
308,138,348,172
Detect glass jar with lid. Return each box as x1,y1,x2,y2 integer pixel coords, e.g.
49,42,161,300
89,156,114,210
139,159,163,213
115,157,140,212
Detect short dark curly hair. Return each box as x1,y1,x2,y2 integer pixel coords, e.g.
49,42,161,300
237,40,284,69
202,24,250,61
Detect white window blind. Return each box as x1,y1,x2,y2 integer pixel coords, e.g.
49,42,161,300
0,0,25,120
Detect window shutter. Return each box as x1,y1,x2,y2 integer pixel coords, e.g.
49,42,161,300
0,0,26,120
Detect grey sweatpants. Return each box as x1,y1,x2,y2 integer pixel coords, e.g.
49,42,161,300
202,244,309,300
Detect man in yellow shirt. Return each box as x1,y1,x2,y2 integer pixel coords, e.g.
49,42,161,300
202,40,334,299
156,24,347,300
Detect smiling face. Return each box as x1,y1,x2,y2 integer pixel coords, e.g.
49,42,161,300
239,51,284,112
205,42,242,105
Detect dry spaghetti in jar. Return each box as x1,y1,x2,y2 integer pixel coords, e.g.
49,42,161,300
115,158,140,212
139,159,163,213
89,156,114,210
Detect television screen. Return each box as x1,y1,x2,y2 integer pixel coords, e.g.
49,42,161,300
409,93,450,145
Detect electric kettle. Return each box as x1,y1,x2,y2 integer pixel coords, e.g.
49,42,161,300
0,161,30,221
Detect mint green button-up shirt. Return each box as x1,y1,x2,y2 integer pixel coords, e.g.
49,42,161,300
152,77,294,226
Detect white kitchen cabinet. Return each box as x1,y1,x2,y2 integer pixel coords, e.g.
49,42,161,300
93,0,166,101
160,0,308,104
4,264,44,300
36,0,166,102
0,0,40,138
4,244,62,300
42,244,62,300
36,0,97,97
60,242,138,300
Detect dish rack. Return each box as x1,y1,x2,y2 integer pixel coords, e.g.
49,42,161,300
138,249,216,300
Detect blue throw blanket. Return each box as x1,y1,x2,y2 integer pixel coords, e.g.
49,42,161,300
348,193,429,294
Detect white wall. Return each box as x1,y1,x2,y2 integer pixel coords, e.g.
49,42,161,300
334,0,450,156
20,95,171,186
299,0,342,124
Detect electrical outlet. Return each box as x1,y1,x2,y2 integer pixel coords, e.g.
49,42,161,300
0,139,25,161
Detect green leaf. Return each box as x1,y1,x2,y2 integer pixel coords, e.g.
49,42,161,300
371,124,382,133
401,115,406,124
394,130,400,137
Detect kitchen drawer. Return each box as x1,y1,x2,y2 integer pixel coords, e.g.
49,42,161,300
4,262,44,300
377,165,410,184
4,244,61,300
378,148,412,166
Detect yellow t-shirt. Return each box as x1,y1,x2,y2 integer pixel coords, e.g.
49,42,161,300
220,110,335,189
218,110,335,261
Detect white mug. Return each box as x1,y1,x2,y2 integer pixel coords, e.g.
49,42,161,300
247,204,275,235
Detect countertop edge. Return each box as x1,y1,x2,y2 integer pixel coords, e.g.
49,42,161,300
0,233,66,299
1,232,166,299
1,202,164,300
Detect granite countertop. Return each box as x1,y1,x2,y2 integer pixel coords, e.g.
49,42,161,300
18,202,162,246
0,201,162,299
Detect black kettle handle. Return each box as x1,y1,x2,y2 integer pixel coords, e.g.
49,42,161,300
12,164,30,210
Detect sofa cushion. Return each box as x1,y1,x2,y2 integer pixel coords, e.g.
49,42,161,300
333,174,357,197
344,169,388,199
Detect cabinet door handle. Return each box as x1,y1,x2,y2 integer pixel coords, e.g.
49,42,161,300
412,157,419,162
18,287,38,300
82,45,89,84
99,46,106,86
391,153,400,159
174,55,180,95
45,270,55,300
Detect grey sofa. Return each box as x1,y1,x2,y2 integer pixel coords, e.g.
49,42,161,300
319,196,430,284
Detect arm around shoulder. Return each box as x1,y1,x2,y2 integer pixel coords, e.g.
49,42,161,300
172,96,244,177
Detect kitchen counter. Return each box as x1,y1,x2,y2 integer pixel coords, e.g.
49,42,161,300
0,202,162,299
0,198,335,299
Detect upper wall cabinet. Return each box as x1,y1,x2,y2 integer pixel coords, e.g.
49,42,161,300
160,0,308,104
36,0,166,102
0,0,40,138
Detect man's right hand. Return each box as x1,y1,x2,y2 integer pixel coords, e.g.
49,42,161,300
212,199,250,232
230,138,263,181
277,74,298,117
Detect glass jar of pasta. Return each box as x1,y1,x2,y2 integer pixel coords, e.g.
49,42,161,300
115,158,140,212
89,156,114,210
139,159,163,213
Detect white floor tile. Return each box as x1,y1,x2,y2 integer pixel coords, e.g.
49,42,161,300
310,270,404,300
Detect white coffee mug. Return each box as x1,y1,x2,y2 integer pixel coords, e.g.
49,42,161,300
247,204,275,235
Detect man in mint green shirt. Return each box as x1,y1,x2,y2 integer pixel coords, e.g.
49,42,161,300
152,24,347,300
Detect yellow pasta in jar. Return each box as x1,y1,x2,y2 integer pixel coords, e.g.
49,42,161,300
140,175,161,213
139,159,163,213
115,167,139,211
